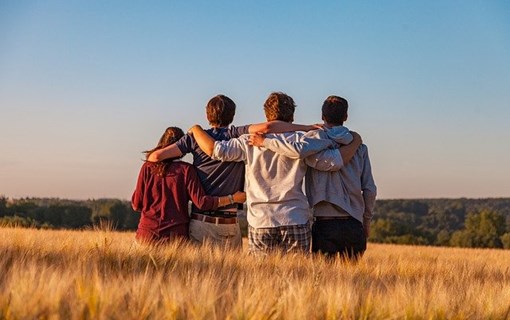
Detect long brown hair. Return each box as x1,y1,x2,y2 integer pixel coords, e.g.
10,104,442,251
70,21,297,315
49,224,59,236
144,127,185,176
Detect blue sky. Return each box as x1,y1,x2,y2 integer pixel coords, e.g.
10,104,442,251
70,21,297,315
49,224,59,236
1,1,509,199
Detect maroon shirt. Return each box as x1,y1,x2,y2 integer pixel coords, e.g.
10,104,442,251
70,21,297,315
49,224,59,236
131,161,219,241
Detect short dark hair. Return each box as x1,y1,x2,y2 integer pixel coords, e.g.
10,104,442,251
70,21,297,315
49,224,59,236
322,95,348,125
206,95,236,127
263,92,296,122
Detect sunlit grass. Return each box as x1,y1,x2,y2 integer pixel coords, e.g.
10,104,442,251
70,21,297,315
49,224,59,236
1,227,509,319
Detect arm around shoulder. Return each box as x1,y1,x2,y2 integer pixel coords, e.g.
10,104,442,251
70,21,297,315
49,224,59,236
147,143,183,162
188,125,216,156
248,120,318,134
338,131,362,164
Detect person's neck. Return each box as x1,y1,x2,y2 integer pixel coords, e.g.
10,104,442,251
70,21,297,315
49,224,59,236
323,121,343,129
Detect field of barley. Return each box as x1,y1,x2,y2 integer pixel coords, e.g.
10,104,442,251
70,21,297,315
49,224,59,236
1,227,509,320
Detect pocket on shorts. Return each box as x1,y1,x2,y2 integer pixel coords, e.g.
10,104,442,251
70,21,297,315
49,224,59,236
216,225,239,239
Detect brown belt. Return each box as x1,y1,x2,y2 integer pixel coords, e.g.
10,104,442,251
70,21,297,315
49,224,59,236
190,213,238,225
314,216,352,221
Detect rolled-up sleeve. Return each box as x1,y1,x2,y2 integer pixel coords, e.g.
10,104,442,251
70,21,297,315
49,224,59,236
212,137,247,162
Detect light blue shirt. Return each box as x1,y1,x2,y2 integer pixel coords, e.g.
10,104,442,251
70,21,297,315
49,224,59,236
212,131,341,228
262,126,377,223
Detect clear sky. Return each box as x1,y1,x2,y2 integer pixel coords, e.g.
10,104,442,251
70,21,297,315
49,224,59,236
1,1,509,200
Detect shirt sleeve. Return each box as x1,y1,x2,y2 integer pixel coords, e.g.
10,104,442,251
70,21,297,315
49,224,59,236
212,136,247,162
262,132,334,159
174,133,193,155
131,163,147,212
360,145,377,221
230,125,250,137
304,148,344,171
185,165,219,210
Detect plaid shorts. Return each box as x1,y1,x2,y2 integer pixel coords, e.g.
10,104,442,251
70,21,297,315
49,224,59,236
248,223,311,256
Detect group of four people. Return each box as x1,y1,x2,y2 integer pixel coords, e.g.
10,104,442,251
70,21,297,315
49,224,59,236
132,92,376,260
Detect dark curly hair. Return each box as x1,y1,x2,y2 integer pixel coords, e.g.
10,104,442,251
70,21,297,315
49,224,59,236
263,92,296,122
144,127,185,176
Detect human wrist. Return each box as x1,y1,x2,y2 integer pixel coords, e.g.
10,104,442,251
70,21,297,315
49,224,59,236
219,196,229,207
306,124,319,131
228,194,234,204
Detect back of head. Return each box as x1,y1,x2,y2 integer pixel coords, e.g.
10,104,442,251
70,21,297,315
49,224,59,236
155,127,185,149
145,126,185,175
263,92,296,122
206,94,236,127
322,95,348,126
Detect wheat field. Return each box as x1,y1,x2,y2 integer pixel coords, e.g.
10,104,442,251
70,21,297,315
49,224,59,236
1,227,509,320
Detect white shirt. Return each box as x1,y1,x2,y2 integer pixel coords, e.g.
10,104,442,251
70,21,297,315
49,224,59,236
212,131,341,228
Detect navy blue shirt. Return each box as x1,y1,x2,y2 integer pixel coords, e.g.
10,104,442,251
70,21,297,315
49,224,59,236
175,125,250,212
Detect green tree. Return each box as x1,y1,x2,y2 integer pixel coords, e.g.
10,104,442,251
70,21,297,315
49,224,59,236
109,202,127,229
449,210,506,248
123,207,140,230
500,233,510,249
59,205,92,228
0,196,8,217
435,229,451,246
8,200,38,219
449,230,475,248
0,215,37,228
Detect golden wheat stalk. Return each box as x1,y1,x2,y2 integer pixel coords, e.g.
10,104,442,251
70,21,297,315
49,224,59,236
1,227,509,319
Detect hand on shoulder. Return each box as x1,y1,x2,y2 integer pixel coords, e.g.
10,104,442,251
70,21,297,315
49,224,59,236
187,124,203,136
248,133,266,147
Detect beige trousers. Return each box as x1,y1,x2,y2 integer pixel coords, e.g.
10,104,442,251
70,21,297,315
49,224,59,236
189,219,242,249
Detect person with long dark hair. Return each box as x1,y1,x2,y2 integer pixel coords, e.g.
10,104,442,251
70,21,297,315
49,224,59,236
131,126,246,244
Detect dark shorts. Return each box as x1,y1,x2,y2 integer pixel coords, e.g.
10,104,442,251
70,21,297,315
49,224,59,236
312,217,366,260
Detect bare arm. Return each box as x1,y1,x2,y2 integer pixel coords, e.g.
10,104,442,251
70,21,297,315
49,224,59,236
147,144,183,162
217,191,247,208
248,120,320,134
188,125,215,156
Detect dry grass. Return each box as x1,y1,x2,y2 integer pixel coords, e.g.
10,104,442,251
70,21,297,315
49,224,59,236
1,227,509,320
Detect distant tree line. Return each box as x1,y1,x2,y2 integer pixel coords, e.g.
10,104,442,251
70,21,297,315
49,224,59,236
1,196,509,249
370,198,510,249
0,197,140,231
